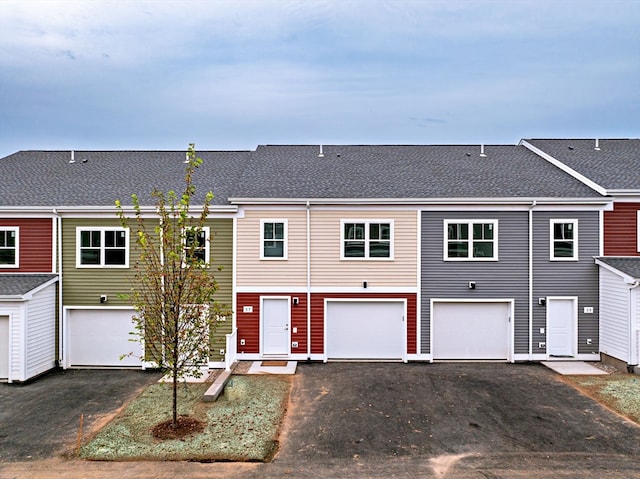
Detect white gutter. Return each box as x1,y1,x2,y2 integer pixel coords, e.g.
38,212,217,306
520,140,608,196
306,200,311,359
229,197,613,206
54,208,64,368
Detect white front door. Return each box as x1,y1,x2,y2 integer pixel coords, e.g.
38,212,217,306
261,297,290,356
0,315,9,379
547,298,576,357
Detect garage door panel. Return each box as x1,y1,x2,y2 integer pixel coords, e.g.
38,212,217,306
327,301,404,360
433,302,510,360
68,310,142,367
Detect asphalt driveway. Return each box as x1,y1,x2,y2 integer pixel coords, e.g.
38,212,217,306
1,362,639,478
0,368,161,461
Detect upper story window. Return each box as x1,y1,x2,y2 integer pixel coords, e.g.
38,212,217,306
184,227,210,265
341,220,393,259
76,227,129,268
0,227,18,268
261,220,287,260
550,219,578,260
444,220,498,261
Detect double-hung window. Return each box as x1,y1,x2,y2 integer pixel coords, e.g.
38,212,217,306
77,227,129,267
444,220,498,260
0,227,18,267
184,227,210,265
261,220,287,259
342,220,392,259
550,219,578,260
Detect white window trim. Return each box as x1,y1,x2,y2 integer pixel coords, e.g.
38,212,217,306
340,219,394,260
183,226,211,265
76,226,130,268
0,226,19,268
549,219,579,261
260,219,288,260
443,219,498,261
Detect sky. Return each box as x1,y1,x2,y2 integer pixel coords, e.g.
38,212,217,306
0,0,638,157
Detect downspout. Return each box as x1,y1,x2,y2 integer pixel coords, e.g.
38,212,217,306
629,281,640,368
53,208,63,368
529,200,536,360
306,200,311,360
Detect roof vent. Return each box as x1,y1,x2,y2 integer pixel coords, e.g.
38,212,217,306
594,138,600,151
69,150,75,163
184,152,189,163
318,144,324,158
480,144,487,157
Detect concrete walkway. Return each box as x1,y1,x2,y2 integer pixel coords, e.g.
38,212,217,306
542,361,609,375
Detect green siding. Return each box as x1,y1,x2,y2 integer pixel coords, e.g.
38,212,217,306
207,218,233,361
62,218,137,306
62,217,233,361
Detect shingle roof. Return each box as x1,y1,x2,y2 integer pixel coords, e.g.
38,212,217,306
596,257,640,281
0,144,604,207
524,139,640,192
0,150,252,207
239,144,603,199
0,274,58,298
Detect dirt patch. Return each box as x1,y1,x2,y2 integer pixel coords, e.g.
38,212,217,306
562,372,640,425
152,415,206,440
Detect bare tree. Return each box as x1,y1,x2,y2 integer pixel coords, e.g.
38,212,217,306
116,144,225,428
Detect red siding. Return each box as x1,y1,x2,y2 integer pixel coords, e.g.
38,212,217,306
604,203,640,256
311,293,418,355
0,218,53,272
236,293,308,354
237,291,417,357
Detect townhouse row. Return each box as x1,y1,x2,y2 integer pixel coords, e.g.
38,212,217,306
1,139,638,381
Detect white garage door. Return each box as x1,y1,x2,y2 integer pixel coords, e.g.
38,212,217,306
67,309,142,367
432,302,510,360
326,301,404,360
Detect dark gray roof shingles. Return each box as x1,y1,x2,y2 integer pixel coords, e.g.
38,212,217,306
597,257,640,280
0,274,58,297
241,144,603,199
0,150,252,207
525,139,640,191
0,144,604,207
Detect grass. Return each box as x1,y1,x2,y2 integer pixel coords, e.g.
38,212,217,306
78,375,291,462
563,372,640,425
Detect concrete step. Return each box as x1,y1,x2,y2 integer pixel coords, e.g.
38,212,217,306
203,363,237,402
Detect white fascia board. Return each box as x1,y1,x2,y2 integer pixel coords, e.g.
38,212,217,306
54,205,238,213
0,295,25,301
520,140,608,196
0,208,58,217
607,189,640,197
594,257,639,284
229,197,612,207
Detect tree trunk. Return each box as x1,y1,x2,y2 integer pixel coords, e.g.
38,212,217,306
172,366,178,427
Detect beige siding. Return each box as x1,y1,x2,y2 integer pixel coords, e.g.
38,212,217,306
311,209,417,287
236,209,308,287
237,208,418,288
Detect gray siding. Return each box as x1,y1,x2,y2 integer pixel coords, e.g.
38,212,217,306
421,211,530,354
532,211,600,355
